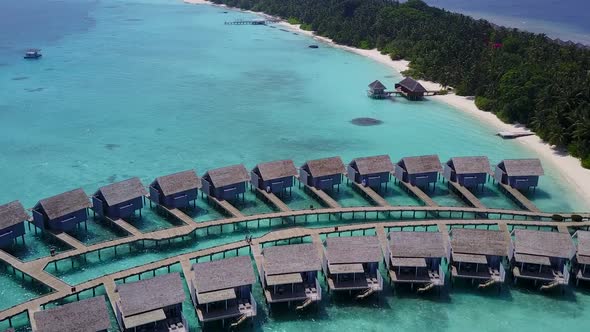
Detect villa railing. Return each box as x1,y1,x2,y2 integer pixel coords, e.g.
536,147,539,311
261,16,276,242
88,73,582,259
250,292,257,317
500,263,506,283
439,264,446,286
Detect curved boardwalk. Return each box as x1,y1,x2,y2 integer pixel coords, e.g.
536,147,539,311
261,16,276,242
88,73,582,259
1,204,589,326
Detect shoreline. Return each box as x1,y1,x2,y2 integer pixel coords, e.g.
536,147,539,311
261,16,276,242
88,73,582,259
184,0,590,206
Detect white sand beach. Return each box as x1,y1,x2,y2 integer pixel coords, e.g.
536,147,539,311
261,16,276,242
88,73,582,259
184,0,590,205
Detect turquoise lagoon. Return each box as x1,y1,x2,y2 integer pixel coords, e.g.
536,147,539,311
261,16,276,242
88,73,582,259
1,0,590,331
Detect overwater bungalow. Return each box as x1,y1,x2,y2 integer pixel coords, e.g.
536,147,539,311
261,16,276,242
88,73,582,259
494,158,544,191
115,273,187,332
260,243,322,310
0,201,28,247
512,229,574,291
323,236,383,298
299,157,345,191
367,80,388,99
347,155,394,190
32,296,111,332
251,159,298,195
443,156,491,189
32,188,91,232
92,178,147,219
395,77,426,100
190,256,257,328
149,170,201,209
387,231,448,293
450,229,511,289
573,230,590,286
201,164,250,201
394,155,442,189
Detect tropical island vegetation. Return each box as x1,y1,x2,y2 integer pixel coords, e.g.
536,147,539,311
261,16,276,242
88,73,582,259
212,0,590,168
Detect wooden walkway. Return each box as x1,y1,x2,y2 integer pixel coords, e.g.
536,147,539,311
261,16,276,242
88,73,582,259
351,182,391,207
49,232,87,251
303,185,341,209
496,181,540,213
256,188,292,212
447,181,486,209
398,181,439,207
208,196,245,218
109,218,142,237
1,204,590,323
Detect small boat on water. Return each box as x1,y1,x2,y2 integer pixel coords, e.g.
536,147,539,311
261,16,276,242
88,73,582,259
24,49,42,59
308,45,319,48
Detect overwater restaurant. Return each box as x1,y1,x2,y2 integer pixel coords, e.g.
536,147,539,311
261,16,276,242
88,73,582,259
323,236,383,298
190,256,257,328
149,170,201,209
260,243,322,310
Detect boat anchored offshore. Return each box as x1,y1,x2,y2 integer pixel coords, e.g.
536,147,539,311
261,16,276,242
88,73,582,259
308,45,319,48
24,49,42,59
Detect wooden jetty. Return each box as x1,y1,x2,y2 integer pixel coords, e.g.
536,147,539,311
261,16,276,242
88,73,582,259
208,196,245,218
351,182,391,207
397,181,439,207
497,131,534,139
496,181,540,213
302,184,341,209
224,19,279,25
48,232,87,251
255,188,292,212
446,181,486,209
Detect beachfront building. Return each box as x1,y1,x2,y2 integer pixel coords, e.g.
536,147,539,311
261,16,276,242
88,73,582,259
190,256,257,328
573,230,590,286
32,296,111,332
450,228,511,289
323,236,383,298
395,77,427,100
494,159,544,191
394,155,442,189
0,201,28,247
260,243,322,310
251,160,298,195
387,231,448,293
443,156,491,189
201,164,250,201
299,157,346,191
115,273,187,332
367,80,388,99
92,178,147,219
347,155,394,191
512,229,574,291
149,170,200,209
32,188,91,232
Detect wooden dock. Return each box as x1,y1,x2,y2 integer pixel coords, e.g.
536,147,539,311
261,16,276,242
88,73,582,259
497,182,540,213
351,182,391,207
49,232,87,251
208,196,245,218
398,181,439,207
303,184,341,209
447,181,486,209
109,218,142,237
224,19,279,25
255,188,292,212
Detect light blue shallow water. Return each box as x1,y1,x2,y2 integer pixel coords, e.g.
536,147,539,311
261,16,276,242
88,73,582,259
1,0,590,331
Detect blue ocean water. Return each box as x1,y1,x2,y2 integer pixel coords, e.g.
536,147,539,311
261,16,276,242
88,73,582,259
424,0,590,44
1,0,590,331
